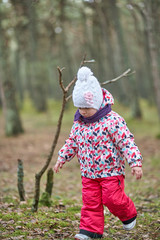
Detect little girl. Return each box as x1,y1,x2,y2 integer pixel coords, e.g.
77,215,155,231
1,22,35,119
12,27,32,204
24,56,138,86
54,66,143,240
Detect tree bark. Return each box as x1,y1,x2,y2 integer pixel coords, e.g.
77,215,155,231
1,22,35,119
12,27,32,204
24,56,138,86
17,159,25,202
11,0,48,112
32,56,86,212
110,0,142,118
32,92,67,212
0,10,24,136
45,168,54,197
129,1,154,103
144,0,160,120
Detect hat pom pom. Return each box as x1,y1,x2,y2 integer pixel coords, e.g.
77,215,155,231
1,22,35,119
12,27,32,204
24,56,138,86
77,66,93,82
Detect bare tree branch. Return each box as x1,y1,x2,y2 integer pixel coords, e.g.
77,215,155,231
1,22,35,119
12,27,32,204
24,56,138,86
101,69,135,86
80,53,87,66
84,59,95,63
65,76,77,93
66,94,72,102
57,67,66,94
32,68,67,212
128,1,147,20
32,55,88,212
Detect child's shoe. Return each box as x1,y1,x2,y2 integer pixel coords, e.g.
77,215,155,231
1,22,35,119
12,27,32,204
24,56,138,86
123,219,136,231
75,233,91,240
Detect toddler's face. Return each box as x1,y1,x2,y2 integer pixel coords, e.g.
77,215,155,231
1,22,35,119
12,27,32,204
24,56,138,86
79,108,97,117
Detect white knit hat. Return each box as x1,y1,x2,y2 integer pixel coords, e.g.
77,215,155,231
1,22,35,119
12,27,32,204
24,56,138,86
72,66,103,110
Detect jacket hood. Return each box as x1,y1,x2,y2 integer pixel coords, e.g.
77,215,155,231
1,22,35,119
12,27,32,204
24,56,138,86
100,88,114,109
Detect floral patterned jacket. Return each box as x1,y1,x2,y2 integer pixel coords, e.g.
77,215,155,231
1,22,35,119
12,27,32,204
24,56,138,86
58,89,142,179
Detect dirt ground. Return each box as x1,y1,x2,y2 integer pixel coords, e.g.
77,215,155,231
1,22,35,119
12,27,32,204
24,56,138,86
0,121,83,201
0,119,160,201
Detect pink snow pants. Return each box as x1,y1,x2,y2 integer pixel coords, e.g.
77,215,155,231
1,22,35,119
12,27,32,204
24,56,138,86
80,175,137,235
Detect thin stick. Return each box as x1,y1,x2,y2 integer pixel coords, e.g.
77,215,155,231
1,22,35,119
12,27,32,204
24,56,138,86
101,69,135,86
57,67,66,93
32,56,88,212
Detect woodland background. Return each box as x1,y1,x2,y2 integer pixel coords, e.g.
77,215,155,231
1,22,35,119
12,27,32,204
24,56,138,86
0,0,160,136
0,0,160,239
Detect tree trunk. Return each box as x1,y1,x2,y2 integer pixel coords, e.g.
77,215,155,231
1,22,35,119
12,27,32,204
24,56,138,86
144,0,160,120
0,12,24,136
58,0,74,85
94,1,125,97
11,0,47,112
129,1,155,103
32,94,67,212
110,0,142,118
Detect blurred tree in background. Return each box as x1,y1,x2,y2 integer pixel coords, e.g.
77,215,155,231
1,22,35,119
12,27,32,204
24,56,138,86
0,2,23,136
0,0,160,135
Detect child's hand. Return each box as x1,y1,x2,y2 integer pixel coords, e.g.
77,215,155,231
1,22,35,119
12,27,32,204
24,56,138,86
53,161,63,173
131,166,143,180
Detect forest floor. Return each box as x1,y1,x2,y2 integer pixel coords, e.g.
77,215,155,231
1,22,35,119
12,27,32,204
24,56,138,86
0,102,160,240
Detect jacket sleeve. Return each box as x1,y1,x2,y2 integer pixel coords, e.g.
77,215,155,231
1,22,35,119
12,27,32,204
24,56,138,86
57,123,78,164
110,116,142,168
